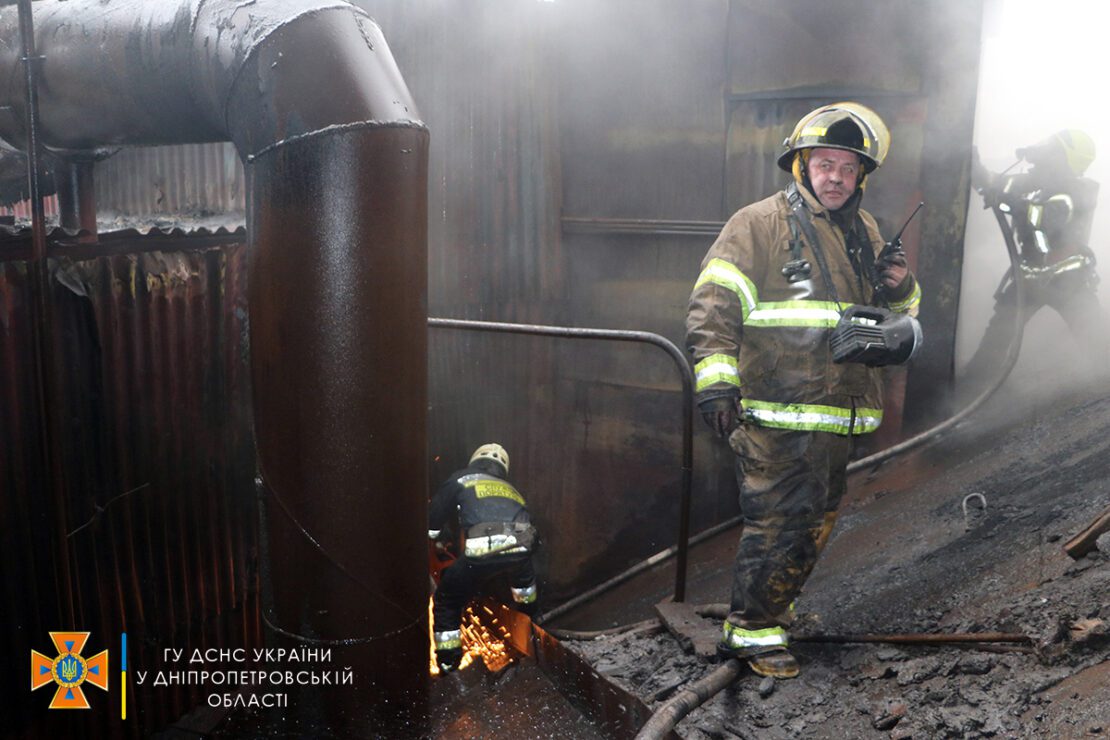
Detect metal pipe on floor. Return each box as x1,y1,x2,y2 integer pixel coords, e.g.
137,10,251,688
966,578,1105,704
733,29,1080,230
633,658,743,740
795,631,1032,646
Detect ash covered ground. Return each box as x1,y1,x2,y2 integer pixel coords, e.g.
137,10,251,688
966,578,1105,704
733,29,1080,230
565,388,1110,738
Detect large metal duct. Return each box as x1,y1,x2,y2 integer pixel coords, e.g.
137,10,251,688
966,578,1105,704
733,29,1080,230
0,0,430,734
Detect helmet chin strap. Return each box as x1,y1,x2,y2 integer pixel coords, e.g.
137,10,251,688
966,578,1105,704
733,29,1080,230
791,150,808,185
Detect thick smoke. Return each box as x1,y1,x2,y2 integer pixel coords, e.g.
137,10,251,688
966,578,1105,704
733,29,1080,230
956,0,1110,405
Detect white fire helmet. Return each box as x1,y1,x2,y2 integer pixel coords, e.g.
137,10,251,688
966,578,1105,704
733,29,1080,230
470,443,509,474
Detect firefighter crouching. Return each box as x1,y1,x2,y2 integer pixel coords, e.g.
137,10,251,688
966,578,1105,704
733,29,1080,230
685,103,923,678
429,443,538,673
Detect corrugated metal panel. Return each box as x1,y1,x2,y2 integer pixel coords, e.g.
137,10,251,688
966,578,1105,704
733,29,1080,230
95,143,245,219
1,232,259,738
0,194,57,219
1,141,244,225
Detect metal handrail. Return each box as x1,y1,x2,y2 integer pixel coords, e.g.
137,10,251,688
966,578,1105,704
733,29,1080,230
427,317,695,608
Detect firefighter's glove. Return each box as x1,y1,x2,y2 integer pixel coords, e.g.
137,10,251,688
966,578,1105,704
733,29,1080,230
434,540,454,562
875,251,909,290
699,396,743,439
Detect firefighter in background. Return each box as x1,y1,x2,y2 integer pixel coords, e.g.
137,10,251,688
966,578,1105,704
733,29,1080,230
428,443,538,673
962,130,1108,393
685,103,922,678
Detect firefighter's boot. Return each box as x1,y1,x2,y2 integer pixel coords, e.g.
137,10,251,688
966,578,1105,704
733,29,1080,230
435,647,463,673
717,622,800,679
745,647,800,679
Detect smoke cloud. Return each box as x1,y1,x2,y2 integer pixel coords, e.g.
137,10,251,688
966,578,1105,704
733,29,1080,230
956,0,1110,403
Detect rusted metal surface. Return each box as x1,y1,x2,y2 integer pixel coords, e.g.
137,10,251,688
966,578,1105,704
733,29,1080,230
1,1,432,732
904,0,984,430
54,158,97,236
1064,504,1110,560
250,122,430,734
562,217,725,237
0,231,260,738
533,624,677,740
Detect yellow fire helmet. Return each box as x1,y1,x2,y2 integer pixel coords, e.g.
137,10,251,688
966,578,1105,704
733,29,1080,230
778,102,891,176
1047,129,1096,177
470,443,509,474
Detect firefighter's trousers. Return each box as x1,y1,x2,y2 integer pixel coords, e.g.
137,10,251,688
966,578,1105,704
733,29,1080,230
726,424,851,631
433,553,537,638
962,269,1110,400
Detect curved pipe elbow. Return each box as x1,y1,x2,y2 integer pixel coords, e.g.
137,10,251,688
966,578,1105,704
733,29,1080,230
0,0,424,158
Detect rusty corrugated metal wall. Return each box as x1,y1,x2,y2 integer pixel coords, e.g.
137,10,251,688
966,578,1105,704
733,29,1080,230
1,230,259,738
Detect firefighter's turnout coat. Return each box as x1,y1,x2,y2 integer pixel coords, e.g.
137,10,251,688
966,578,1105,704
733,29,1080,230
686,183,921,435
428,464,534,558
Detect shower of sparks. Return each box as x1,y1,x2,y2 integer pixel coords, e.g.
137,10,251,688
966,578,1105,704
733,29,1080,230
428,599,518,676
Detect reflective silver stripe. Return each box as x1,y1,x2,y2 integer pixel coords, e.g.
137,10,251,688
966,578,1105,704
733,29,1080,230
888,281,922,316
722,622,788,649
1028,203,1043,227
694,258,758,320
511,584,537,604
434,630,461,650
743,399,882,434
694,354,740,392
428,529,441,539
747,300,841,328
1046,192,1074,217
1034,230,1049,253
464,533,526,558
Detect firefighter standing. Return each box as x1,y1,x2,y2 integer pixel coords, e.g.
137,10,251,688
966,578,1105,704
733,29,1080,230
685,103,922,678
962,130,1108,394
429,443,538,673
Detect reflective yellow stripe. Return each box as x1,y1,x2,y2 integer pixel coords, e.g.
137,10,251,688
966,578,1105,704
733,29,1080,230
747,300,842,328
742,399,882,434
463,479,525,507
722,622,789,649
888,281,921,315
694,258,758,320
694,353,740,392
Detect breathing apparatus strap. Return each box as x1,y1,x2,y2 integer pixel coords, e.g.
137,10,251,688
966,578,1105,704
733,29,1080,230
785,182,842,308
847,217,889,309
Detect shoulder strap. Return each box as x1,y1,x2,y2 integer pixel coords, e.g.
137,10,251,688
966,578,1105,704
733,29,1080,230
851,215,887,308
785,182,842,308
